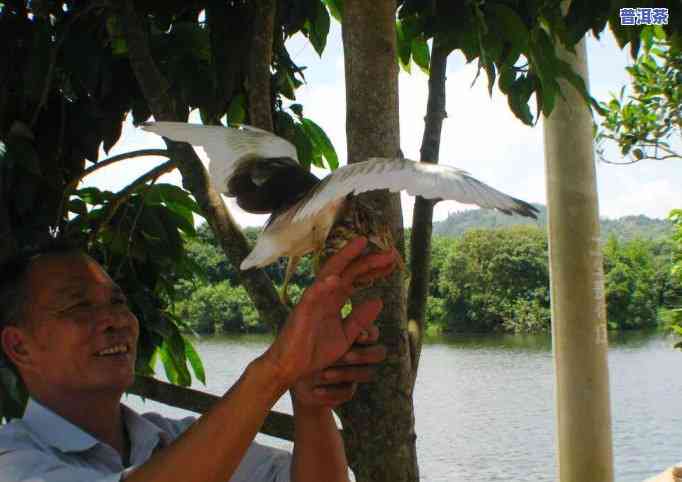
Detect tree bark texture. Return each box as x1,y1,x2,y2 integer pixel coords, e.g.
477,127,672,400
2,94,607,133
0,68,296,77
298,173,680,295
121,0,290,331
407,38,449,382
543,34,615,482
247,0,276,131
339,1,419,481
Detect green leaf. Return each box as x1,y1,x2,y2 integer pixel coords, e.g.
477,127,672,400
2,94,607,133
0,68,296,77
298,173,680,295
76,187,107,205
226,93,247,126
146,184,201,213
487,4,529,51
301,118,339,170
507,75,535,126
165,329,192,387
158,344,179,385
308,3,331,56
68,198,88,216
184,336,206,384
411,37,430,74
498,66,515,94
396,20,412,72
293,123,315,168
276,70,298,100
322,0,343,22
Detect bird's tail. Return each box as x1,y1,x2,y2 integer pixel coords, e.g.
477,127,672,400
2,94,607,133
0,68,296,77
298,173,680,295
240,235,280,270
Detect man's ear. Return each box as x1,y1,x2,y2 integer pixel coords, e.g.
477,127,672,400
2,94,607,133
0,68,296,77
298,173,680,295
1,326,33,370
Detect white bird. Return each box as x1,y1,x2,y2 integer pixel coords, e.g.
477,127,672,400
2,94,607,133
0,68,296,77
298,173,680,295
142,121,538,303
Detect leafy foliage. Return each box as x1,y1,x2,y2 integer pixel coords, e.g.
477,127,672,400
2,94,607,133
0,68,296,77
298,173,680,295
431,226,672,334
597,27,682,163
438,226,551,333
602,236,660,329
666,209,682,348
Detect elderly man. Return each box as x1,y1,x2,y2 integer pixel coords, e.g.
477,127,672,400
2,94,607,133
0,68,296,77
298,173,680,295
0,236,396,482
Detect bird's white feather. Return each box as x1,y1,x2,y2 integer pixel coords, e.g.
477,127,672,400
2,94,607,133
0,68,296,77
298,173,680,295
292,157,532,223
141,122,298,193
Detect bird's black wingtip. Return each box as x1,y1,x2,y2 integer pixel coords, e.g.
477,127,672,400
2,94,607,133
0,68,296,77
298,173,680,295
518,201,540,219
505,200,540,220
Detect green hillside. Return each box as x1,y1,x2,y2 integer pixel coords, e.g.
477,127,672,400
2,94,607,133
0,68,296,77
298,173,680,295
432,204,674,241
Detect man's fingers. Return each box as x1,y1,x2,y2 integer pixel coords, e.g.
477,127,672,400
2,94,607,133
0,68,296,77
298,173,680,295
343,298,383,343
337,344,387,366
312,382,357,404
321,365,377,384
353,261,398,287
341,249,397,286
317,237,368,279
298,274,345,317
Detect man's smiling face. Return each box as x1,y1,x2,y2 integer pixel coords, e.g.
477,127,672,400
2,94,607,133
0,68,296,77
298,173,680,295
19,253,139,397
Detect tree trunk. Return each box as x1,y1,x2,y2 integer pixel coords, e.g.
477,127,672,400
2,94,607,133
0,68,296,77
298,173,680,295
543,33,615,482
247,0,276,131
338,2,419,481
407,37,449,382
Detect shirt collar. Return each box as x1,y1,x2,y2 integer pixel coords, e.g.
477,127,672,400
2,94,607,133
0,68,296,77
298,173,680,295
22,399,166,459
22,398,99,452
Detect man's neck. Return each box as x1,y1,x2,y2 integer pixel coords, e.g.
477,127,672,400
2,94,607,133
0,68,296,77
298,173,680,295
31,390,129,460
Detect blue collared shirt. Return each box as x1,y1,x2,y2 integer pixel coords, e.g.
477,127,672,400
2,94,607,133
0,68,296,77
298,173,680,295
0,399,291,482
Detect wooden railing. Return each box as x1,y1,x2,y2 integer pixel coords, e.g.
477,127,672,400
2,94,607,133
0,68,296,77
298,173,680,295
127,375,295,441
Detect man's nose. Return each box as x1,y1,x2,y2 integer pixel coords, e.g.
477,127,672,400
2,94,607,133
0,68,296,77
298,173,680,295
95,304,135,332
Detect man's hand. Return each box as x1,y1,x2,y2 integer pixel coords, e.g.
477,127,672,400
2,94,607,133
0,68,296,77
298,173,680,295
262,237,397,389
292,325,386,410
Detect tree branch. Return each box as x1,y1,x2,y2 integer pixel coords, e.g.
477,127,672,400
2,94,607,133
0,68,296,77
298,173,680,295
120,0,289,329
68,149,171,191
58,149,170,231
127,375,295,441
248,0,276,131
87,160,177,243
407,37,450,382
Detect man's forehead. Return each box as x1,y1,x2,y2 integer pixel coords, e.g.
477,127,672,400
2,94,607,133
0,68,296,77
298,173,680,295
27,253,115,296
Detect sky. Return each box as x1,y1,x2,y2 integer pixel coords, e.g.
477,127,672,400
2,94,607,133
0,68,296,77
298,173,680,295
83,21,681,228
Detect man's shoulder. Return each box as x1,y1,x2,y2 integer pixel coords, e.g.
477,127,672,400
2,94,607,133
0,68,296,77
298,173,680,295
0,418,46,452
130,408,197,440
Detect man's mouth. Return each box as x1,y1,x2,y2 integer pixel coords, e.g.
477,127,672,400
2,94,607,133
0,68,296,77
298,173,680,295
95,344,129,356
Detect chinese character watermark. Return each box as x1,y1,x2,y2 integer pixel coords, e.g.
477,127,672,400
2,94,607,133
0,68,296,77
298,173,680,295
620,8,669,25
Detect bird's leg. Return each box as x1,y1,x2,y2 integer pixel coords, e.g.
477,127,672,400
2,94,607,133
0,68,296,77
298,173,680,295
311,224,328,275
279,255,301,306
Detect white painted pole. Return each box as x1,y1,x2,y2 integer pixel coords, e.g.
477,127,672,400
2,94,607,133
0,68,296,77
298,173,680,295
543,35,615,482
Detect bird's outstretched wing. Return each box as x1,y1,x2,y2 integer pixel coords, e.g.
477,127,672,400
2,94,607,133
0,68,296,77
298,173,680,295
141,122,319,214
292,157,539,223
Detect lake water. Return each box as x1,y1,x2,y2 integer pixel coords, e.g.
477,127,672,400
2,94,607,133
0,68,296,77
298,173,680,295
125,330,682,482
